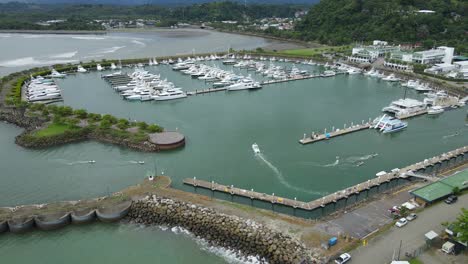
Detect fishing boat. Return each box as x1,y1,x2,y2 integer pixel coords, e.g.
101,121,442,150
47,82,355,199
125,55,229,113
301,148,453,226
77,65,87,73
48,69,66,78
428,105,444,115
252,143,260,154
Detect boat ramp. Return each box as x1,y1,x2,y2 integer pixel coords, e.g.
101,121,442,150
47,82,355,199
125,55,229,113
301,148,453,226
184,146,467,218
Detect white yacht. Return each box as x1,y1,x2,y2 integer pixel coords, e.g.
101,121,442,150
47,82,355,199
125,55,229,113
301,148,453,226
28,93,61,102
96,64,104,71
414,83,432,92
77,65,87,73
382,98,426,117
152,89,187,101
48,69,66,78
110,63,117,70
428,105,444,115
226,79,262,91
347,68,362,75
321,70,336,77
382,74,400,82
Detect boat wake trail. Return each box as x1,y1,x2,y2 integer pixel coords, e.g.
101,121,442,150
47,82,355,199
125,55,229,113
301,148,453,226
256,154,327,195
67,161,94,165
345,153,378,163
443,132,460,139
323,156,340,167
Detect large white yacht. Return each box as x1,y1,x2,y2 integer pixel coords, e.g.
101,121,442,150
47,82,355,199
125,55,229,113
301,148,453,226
48,69,66,78
382,98,426,116
226,79,262,91
152,89,187,101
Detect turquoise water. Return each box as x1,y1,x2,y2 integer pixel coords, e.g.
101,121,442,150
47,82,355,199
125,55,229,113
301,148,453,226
0,224,232,264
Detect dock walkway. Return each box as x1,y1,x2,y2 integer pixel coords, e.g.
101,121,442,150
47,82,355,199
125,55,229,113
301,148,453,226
299,122,371,145
184,146,467,212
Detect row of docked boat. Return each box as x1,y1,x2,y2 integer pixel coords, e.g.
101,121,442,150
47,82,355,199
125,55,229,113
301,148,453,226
400,79,433,92
176,63,262,91
26,75,62,102
103,69,187,101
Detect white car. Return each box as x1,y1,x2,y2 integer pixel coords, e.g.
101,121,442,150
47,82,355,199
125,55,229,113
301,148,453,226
395,218,408,227
334,253,351,264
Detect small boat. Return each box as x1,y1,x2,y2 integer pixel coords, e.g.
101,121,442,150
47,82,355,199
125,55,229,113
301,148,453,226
356,161,365,167
77,65,87,73
88,160,96,164
137,161,145,165
252,143,260,154
427,105,444,115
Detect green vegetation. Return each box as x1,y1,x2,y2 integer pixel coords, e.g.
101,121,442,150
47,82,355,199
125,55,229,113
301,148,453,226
450,208,467,243
34,123,77,137
296,0,467,53
0,2,305,31
409,259,424,264
280,46,351,56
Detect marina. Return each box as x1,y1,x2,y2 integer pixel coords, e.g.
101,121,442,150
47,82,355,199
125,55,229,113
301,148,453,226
184,146,467,216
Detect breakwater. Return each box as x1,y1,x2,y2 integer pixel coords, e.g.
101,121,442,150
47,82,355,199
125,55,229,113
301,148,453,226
0,200,132,234
185,146,468,219
128,195,319,264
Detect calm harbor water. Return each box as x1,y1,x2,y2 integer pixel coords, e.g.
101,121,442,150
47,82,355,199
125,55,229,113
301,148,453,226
0,34,467,263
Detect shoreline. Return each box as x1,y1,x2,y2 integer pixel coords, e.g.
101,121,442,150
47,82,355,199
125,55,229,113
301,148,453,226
0,29,106,35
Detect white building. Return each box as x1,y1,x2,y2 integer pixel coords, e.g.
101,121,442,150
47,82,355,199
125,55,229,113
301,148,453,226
413,46,454,64
348,42,399,63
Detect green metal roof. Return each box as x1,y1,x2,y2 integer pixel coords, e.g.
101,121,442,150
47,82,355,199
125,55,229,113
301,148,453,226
440,170,468,190
411,182,454,202
410,170,468,202
453,55,468,61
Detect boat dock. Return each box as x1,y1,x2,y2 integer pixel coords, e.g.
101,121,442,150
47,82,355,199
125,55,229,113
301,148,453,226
187,87,227,96
184,146,467,214
101,74,132,87
299,119,372,145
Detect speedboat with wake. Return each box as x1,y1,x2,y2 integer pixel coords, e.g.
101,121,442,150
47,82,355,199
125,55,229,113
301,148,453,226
252,143,260,154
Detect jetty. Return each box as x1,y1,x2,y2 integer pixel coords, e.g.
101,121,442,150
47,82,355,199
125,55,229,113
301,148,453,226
299,119,372,145
184,146,467,213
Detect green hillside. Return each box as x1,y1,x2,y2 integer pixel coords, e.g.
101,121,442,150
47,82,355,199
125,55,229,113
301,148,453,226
296,0,467,52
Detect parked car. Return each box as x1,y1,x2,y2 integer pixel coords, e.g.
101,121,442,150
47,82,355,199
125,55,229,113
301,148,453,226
334,253,351,264
395,218,408,227
445,195,458,204
406,213,417,221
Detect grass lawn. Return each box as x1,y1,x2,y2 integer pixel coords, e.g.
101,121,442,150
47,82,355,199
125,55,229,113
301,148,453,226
409,258,424,264
279,46,352,56
34,123,74,137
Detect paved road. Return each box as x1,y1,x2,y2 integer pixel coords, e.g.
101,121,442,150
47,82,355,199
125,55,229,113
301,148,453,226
350,194,467,264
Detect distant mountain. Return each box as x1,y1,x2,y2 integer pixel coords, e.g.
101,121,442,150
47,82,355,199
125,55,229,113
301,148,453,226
0,0,317,5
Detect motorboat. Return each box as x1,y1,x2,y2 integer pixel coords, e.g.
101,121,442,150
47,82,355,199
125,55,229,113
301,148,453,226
77,65,87,73
226,79,262,91
428,105,444,115
110,63,117,70
382,74,400,82
321,70,336,77
96,64,104,71
414,83,432,92
373,115,407,133
48,69,66,78
151,89,187,101
252,143,260,154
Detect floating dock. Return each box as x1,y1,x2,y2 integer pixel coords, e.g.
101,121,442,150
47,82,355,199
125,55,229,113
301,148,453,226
184,146,467,214
299,120,372,145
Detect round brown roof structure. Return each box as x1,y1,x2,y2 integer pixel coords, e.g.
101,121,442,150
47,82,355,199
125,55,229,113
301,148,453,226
149,132,185,146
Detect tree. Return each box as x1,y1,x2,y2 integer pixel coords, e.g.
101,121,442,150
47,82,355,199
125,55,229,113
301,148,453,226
137,121,148,130
99,119,111,130
117,118,130,130
74,109,88,119
147,124,162,133
452,208,467,243
102,114,117,124
452,187,461,195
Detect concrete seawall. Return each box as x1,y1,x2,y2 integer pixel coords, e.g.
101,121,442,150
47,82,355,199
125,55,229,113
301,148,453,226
0,200,133,234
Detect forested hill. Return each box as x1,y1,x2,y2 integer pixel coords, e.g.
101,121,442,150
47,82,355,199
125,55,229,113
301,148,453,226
0,0,317,5
296,0,467,52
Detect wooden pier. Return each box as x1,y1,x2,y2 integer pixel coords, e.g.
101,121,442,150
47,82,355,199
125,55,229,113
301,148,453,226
397,109,428,120
184,146,467,212
187,87,227,96
299,120,372,145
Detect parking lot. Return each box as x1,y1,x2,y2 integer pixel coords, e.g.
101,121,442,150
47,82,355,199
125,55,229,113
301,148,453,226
313,185,415,239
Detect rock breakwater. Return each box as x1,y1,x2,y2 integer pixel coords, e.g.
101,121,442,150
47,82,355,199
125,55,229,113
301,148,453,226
128,195,319,264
